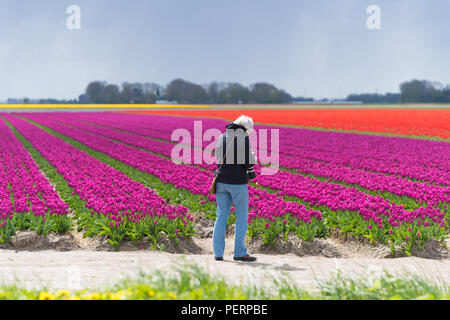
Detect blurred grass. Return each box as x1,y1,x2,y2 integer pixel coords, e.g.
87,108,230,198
0,263,448,300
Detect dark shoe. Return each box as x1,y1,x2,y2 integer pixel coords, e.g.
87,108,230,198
233,255,257,262
215,256,224,261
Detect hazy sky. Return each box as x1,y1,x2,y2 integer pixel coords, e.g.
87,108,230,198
0,0,449,100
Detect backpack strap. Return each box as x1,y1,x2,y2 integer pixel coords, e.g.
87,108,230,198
217,134,233,175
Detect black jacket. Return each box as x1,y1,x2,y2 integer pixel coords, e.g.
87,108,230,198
215,123,256,185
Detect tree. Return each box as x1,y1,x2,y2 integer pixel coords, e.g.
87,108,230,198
217,83,251,104
347,93,400,103
143,82,164,98
86,81,107,103
249,82,291,104
165,79,208,104
207,82,219,103
400,79,435,103
103,84,123,104
78,94,90,104
121,82,146,104
443,85,450,102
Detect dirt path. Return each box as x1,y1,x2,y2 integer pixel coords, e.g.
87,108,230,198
1,237,449,292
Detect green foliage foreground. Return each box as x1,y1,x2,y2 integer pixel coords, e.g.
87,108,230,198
0,264,448,300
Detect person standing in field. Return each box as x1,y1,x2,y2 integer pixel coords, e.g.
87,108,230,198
213,115,257,262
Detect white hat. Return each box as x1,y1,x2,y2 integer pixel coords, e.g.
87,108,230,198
233,115,254,134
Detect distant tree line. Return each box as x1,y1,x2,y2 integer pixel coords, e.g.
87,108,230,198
347,79,450,104
82,78,450,104
7,98,79,104
399,79,450,103
79,79,303,104
7,78,450,105
347,93,401,104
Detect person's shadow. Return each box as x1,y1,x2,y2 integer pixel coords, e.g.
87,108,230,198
222,259,306,272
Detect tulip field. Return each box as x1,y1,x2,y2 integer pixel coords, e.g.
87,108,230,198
0,111,449,255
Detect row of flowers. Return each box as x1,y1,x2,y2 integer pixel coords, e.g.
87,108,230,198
3,114,194,249
0,117,70,242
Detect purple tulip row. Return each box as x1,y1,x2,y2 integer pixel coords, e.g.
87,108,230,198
41,114,449,209
0,118,68,227
277,156,449,208
3,115,190,227
43,116,216,171
18,114,323,225
254,170,445,227
19,114,446,232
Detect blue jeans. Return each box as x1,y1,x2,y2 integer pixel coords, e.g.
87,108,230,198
213,182,249,258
